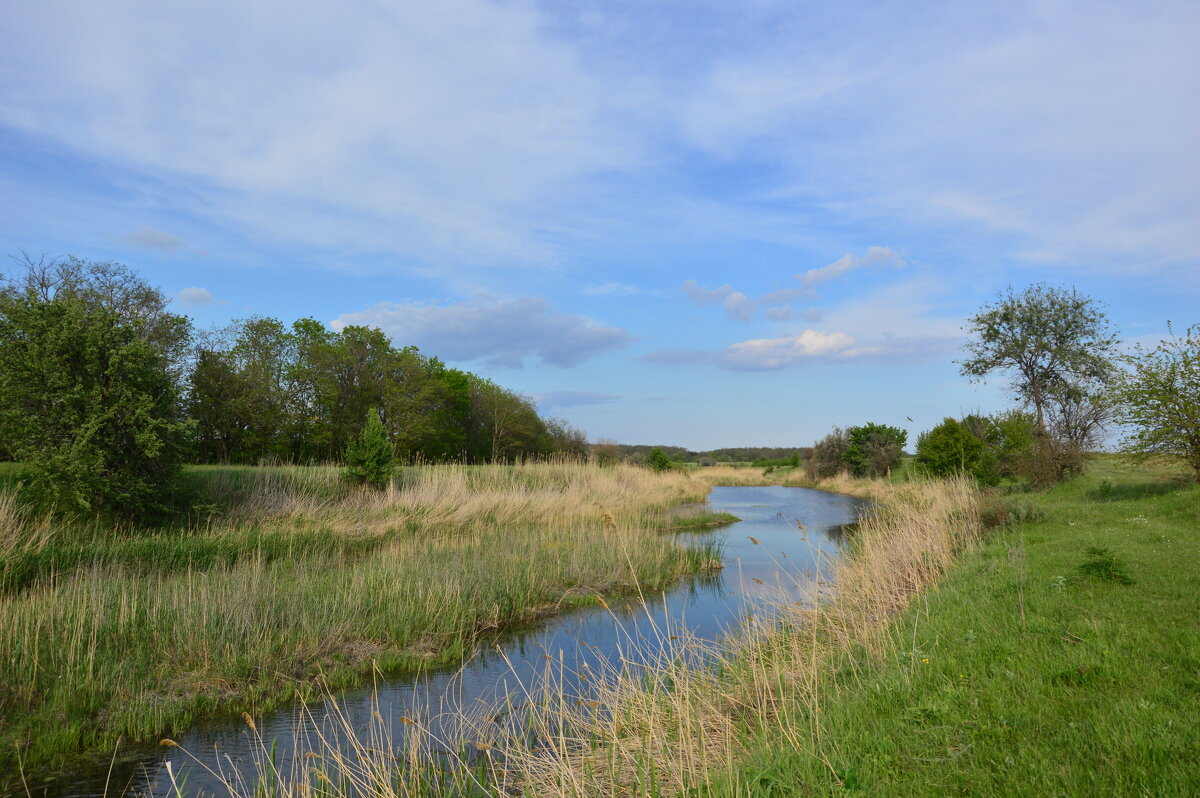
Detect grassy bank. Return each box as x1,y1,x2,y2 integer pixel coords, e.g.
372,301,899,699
0,462,718,780
712,458,1200,796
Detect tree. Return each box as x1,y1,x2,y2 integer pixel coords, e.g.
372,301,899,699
544,417,590,458
342,409,394,489
843,423,907,477
1115,323,1200,480
806,428,849,479
960,284,1119,434
5,254,192,384
0,292,191,517
916,418,996,484
645,447,673,472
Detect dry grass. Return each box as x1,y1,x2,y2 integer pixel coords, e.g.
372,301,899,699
199,475,980,797
500,476,980,797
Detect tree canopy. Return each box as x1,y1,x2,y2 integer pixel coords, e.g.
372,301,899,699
960,283,1118,433
1115,323,1200,480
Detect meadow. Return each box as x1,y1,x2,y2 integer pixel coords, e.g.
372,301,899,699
0,461,723,780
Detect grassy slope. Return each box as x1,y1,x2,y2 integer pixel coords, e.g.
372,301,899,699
717,459,1200,797
0,462,718,782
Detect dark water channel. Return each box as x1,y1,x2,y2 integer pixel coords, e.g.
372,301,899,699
37,486,866,796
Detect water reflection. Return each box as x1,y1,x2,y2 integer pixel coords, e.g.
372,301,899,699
39,486,865,796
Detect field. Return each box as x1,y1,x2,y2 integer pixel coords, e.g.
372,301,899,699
0,462,722,780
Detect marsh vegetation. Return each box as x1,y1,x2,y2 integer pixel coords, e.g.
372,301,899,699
0,461,722,779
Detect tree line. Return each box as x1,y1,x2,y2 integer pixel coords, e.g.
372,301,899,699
807,283,1199,487
0,256,587,518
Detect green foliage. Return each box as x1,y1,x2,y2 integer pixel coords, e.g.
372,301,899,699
187,315,558,465
1115,322,1200,481
806,427,849,479
960,283,1118,434
916,418,997,484
843,422,907,477
646,447,673,472
1077,545,1135,585
341,410,395,489
0,290,190,519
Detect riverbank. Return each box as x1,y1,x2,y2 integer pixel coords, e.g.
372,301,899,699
707,458,1200,796
0,462,721,783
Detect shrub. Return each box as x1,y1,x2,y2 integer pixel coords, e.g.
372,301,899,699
806,428,849,479
916,418,997,484
0,293,190,519
342,410,394,489
843,423,907,477
645,447,673,473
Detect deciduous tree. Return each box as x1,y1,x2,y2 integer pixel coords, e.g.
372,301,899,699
1115,323,1200,480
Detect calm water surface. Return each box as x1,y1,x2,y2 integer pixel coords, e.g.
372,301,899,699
37,485,865,796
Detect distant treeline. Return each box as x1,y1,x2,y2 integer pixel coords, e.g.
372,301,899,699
598,444,813,464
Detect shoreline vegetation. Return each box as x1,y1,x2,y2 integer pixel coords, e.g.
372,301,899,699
168,458,1196,797
1,461,728,782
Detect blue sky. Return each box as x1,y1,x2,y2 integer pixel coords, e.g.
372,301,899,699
2,0,1197,449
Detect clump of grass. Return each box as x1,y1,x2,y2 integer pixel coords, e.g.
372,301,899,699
1076,545,1135,585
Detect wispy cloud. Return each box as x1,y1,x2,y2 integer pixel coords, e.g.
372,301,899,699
681,247,903,321
798,246,903,291
533,390,622,410
581,282,643,297
123,226,189,253
331,298,632,368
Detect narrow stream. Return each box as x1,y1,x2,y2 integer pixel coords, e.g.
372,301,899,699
37,485,866,796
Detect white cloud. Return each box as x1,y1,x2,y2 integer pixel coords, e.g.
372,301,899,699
123,226,189,253
798,247,902,291
721,331,857,369
177,286,214,307
331,298,632,368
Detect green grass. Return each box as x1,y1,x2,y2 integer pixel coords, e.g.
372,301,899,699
713,459,1200,796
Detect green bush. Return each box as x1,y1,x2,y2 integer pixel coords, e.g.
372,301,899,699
341,410,394,489
645,447,673,473
0,294,190,519
916,418,997,484
843,422,907,477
